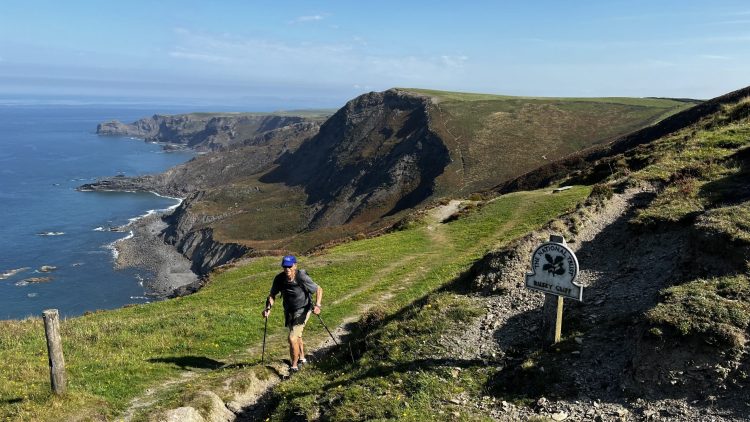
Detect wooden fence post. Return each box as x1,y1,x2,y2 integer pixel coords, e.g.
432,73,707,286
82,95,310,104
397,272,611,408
42,309,66,395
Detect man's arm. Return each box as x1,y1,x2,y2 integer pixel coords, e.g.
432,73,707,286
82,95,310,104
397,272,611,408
313,287,323,315
262,295,275,318
299,270,323,314
263,276,280,319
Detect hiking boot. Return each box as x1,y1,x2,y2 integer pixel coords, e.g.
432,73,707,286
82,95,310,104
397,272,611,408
289,366,300,373
299,358,308,365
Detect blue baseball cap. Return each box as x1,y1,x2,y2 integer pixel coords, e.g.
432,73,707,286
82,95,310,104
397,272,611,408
281,255,297,267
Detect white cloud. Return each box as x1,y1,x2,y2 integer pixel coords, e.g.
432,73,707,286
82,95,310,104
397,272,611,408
699,54,731,60
702,19,750,25
169,50,234,64
167,29,468,88
289,14,327,24
440,55,468,68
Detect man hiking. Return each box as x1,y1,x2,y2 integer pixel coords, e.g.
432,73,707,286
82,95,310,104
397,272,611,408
262,255,323,372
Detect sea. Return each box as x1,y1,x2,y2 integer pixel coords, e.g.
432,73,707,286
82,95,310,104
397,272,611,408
0,103,205,320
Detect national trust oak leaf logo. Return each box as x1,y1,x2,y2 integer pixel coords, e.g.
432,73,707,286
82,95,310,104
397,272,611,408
543,253,566,276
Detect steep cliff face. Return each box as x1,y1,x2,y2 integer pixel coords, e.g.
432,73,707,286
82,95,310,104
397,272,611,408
262,89,451,227
161,192,250,275
97,113,315,151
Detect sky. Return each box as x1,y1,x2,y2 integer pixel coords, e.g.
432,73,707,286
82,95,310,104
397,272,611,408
1,0,749,109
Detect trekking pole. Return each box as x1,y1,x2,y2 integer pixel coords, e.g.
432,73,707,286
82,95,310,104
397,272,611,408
316,314,338,346
316,314,355,364
261,315,268,364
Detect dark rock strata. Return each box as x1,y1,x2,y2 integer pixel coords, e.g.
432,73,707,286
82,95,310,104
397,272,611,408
161,192,250,276
262,89,451,227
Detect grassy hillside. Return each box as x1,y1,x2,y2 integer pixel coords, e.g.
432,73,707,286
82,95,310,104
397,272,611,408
404,88,698,194
606,96,750,345
172,89,695,257
261,94,750,421
0,186,590,420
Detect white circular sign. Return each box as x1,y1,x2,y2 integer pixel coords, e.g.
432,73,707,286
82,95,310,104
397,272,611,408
525,241,583,301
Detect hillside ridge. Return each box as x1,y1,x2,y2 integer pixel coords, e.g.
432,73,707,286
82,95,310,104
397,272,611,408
81,88,696,296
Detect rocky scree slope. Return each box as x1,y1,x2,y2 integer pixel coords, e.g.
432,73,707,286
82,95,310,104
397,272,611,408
458,91,750,420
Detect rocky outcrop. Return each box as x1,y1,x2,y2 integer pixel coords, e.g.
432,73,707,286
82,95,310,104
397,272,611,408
262,89,451,227
161,192,250,276
97,113,319,151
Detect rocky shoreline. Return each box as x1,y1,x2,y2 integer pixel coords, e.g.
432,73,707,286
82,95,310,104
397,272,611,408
114,212,200,297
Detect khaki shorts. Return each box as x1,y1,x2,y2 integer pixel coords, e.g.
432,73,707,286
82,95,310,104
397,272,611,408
288,309,311,339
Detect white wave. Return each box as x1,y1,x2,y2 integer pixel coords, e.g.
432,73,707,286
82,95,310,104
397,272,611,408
122,193,184,226
0,267,31,280
128,209,157,224
105,230,133,261
27,293,38,298
37,231,65,236
105,242,119,260
149,191,184,212
130,296,148,300
93,226,105,232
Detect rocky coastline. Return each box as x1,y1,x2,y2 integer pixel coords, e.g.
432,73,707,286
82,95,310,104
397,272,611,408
113,212,201,298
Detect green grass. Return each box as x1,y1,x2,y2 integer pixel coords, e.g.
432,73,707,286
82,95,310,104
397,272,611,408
696,201,750,244
0,186,589,421
647,275,750,349
620,98,750,226
402,88,700,108
602,96,750,357
401,87,696,194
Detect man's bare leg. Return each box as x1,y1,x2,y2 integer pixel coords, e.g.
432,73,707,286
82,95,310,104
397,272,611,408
289,335,300,368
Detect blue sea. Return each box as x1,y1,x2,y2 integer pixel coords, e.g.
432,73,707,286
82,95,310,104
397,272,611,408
0,105,200,319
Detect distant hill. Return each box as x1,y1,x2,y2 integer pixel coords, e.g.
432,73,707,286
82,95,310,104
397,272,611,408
82,88,697,272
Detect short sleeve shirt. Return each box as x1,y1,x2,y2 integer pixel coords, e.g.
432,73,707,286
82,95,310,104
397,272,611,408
270,269,319,313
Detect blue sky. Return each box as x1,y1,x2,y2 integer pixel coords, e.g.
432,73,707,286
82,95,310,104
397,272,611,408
1,0,749,109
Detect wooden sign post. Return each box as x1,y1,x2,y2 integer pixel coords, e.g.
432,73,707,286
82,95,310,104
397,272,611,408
525,235,582,344
42,309,67,395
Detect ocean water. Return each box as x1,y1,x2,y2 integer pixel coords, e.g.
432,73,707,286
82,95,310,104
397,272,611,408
0,105,197,319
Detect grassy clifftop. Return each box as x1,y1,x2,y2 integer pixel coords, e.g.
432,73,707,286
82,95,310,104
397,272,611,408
404,88,698,194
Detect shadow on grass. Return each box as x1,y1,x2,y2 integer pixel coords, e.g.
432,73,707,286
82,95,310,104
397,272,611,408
0,398,23,405
147,355,224,370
